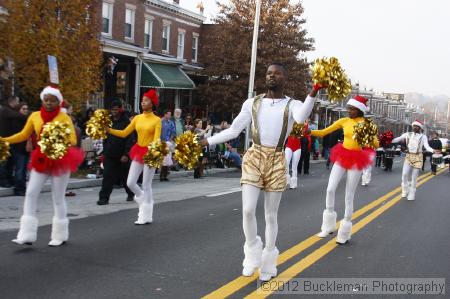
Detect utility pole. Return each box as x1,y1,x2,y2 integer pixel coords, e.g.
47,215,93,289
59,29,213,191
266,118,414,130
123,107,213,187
244,0,262,151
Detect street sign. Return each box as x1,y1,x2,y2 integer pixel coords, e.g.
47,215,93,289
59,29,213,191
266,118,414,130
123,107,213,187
47,55,59,85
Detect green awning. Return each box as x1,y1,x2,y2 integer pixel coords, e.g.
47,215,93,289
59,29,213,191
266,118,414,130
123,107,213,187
140,62,195,89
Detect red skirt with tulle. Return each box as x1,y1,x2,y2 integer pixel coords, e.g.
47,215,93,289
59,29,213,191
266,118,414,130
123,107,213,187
286,136,301,152
330,143,375,170
129,144,148,164
29,146,84,176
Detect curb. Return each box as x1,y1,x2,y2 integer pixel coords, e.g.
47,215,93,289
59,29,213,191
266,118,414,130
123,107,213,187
0,167,238,197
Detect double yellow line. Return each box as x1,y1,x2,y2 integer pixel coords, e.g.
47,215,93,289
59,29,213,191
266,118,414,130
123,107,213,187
202,169,444,299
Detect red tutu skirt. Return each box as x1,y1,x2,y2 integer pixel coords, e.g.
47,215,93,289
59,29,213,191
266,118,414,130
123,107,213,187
29,146,84,176
286,136,301,151
330,143,375,170
129,144,148,164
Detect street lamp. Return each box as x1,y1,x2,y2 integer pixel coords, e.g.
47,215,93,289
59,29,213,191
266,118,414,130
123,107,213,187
244,0,262,151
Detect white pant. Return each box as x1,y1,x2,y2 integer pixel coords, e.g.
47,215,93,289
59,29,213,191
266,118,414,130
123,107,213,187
241,184,282,251
127,161,155,205
401,161,419,190
325,164,362,221
23,170,71,219
285,148,301,179
362,165,372,184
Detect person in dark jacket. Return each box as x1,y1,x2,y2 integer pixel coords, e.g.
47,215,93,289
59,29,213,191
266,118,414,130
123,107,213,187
97,100,135,205
298,126,311,174
0,96,28,188
428,132,443,175
9,102,31,195
322,129,343,169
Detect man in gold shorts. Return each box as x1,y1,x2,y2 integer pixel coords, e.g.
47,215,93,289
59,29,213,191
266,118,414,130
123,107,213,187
392,120,436,201
201,62,322,281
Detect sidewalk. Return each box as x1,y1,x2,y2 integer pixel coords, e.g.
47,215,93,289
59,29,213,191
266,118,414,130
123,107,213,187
0,167,238,197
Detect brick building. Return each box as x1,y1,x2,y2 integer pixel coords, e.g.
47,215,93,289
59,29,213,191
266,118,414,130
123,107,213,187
0,0,206,113
98,0,206,113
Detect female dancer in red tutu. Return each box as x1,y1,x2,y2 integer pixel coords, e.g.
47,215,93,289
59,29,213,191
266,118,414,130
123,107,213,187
108,89,161,224
311,96,378,244
285,126,302,189
4,86,83,246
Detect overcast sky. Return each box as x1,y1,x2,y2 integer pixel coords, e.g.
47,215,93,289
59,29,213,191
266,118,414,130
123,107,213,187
180,0,450,97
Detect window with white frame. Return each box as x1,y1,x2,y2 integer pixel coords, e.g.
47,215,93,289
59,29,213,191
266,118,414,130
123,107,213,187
144,18,153,49
162,22,170,52
124,8,134,40
102,2,113,35
192,34,199,62
177,31,185,59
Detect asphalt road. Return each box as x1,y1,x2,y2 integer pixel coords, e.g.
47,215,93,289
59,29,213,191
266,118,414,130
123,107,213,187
0,158,449,299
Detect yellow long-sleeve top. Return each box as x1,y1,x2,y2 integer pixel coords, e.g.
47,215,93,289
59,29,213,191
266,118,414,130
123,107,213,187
109,112,161,146
311,117,379,150
4,111,77,146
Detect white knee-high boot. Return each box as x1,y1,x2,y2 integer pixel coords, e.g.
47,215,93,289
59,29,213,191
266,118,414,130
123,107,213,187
134,202,153,225
336,219,352,244
49,217,69,246
259,247,279,281
407,187,416,201
12,215,39,245
317,209,337,237
242,236,263,276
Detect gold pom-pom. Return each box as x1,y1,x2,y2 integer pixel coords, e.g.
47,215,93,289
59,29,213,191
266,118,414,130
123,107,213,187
38,121,71,160
174,131,203,170
0,137,11,162
290,122,305,137
143,140,169,169
353,118,378,148
85,109,112,140
311,57,352,102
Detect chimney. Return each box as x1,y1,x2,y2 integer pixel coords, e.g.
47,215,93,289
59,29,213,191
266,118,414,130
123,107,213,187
173,0,179,4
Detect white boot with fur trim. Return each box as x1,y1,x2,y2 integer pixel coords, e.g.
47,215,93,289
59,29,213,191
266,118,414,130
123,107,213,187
134,202,153,225
48,217,69,247
289,177,298,189
401,182,409,198
242,236,263,276
12,215,39,245
134,193,144,206
336,219,352,244
317,210,337,237
259,247,279,281
407,187,416,201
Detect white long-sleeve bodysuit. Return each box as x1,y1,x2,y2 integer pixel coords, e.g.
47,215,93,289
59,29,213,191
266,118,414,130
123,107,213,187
207,95,315,146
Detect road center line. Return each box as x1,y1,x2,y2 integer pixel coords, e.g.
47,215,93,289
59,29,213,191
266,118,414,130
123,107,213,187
246,169,444,298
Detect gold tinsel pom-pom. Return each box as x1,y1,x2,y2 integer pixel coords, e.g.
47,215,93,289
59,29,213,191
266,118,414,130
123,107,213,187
174,131,203,170
85,109,112,140
38,121,72,160
0,137,11,162
290,122,305,137
311,57,352,102
143,140,169,169
353,118,378,148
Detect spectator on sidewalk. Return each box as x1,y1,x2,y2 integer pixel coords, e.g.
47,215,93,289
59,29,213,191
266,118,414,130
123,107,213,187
224,142,242,169
184,114,194,132
172,108,185,137
9,102,31,196
298,125,311,174
0,96,28,188
160,110,175,181
97,100,135,205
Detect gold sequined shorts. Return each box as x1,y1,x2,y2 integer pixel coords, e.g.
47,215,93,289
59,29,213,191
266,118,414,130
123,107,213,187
405,153,423,169
240,144,287,192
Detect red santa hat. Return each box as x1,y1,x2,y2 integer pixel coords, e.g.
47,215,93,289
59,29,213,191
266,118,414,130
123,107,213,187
143,89,159,107
411,119,423,129
347,95,369,113
40,86,63,103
